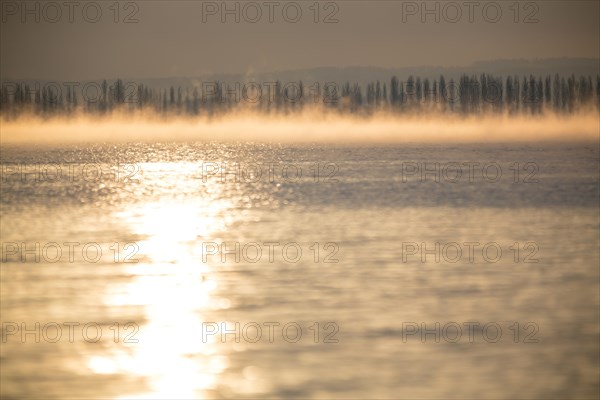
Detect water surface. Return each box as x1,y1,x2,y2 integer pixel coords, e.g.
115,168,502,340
1,142,599,399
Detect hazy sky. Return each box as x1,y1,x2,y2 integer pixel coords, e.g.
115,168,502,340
1,0,599,79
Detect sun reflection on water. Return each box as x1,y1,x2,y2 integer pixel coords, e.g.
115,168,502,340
96,162,235,399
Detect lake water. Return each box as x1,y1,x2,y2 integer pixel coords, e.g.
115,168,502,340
1,142,599,399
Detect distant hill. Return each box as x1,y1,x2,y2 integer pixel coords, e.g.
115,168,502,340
3,58,598,89
129,58,600,89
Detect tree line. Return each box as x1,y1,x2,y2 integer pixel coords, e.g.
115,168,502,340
2,73,599,118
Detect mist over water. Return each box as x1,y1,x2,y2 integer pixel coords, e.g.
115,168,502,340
1,111,598,144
